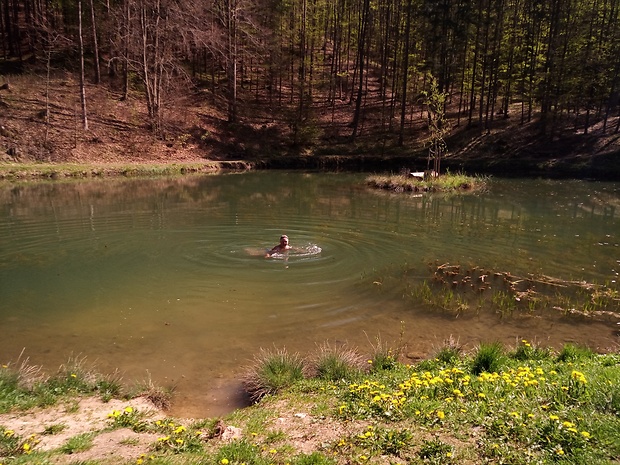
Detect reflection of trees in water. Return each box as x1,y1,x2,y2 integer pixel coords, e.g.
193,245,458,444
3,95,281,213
1,174,618,243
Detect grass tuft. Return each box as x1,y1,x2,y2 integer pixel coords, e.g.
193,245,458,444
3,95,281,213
434,335,463,364
307,342,367,381
243,348,306,402
471,341,506,375
59,432,95,454
132,373,173,410
557,343,594,362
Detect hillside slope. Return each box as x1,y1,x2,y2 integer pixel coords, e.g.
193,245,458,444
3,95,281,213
1,70,619,179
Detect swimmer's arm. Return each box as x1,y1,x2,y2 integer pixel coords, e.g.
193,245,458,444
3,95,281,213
265,246,279,258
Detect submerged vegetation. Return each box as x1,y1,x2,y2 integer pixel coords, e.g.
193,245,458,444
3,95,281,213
366,172,487,194
391,262,620,321
2,339,620,464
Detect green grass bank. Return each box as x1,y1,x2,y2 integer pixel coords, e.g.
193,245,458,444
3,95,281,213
2,340,620,465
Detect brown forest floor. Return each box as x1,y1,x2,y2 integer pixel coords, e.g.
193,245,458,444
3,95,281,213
0,66,619,179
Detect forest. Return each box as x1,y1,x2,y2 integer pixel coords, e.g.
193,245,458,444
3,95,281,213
0,0,619,165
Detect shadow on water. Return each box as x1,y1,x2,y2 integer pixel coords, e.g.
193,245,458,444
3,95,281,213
0,172,619,417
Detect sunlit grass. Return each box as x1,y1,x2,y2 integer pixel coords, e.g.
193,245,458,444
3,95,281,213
59,432,95,454
242,348,306,402
0,162,226,179
2,341,620,464
366,171,487,193
307,342,367,381
1,355,136,413
334,340,620,463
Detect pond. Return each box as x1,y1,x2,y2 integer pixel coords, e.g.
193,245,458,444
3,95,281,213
1,172,619,417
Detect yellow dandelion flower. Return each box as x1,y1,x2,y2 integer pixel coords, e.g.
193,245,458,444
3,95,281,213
437,410,445,420
549,415,559,421
581,431,591,439
124,406,134,413
221,459,229,465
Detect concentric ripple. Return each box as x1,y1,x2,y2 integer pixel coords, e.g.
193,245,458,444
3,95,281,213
1,173,619,418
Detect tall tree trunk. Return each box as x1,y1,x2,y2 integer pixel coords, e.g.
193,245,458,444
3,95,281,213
122,0,130,100
398,0,412,146
78,0,89,131
0,0,6,59
350,0,370,139
226,0,238,123
89,0,100,84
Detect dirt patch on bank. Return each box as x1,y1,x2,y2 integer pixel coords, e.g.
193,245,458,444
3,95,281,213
0,397,162,462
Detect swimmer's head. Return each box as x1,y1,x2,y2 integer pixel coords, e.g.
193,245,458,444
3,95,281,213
280,235,289,245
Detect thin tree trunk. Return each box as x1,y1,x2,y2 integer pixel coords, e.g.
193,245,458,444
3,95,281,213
398,0,412,146
89,0,100,84
122,0,129,100
78,0,89,131
350,0,370,139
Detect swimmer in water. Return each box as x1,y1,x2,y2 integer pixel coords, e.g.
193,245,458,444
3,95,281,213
265,234,291,257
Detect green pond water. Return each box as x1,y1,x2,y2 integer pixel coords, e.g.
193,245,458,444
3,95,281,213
0,172,618,417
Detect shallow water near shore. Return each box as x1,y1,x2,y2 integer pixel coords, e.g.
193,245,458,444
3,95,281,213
1,172,619,417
